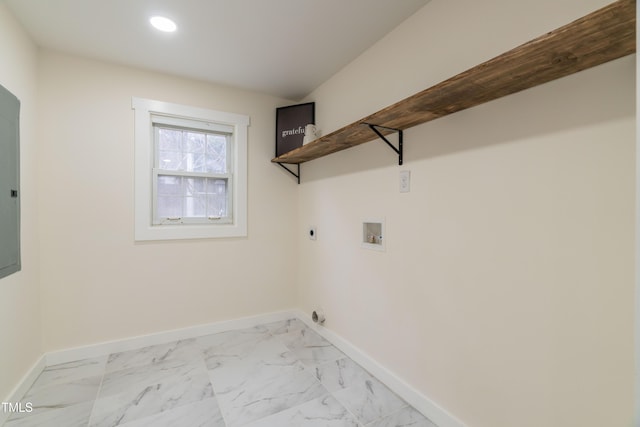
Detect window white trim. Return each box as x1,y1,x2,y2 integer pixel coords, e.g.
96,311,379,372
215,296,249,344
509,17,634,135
133,97,249,241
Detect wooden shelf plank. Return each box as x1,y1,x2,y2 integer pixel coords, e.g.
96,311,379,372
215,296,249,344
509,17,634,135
273,0,635,165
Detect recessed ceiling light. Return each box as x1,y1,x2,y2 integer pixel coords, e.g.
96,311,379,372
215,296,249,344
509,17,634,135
150,16,177,33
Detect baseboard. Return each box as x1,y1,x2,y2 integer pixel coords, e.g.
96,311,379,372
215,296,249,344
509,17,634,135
46,309,296,366
1,354,45,426
293,309,467,427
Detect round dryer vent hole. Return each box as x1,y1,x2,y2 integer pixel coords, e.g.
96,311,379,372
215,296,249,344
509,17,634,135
312,309,326,324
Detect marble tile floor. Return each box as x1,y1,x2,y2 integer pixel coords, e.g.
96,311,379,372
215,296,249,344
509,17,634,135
4,319,437,427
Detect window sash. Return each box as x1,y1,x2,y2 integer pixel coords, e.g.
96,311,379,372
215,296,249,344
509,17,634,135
153,125,232,175
151,113,234,134
152,171,233,225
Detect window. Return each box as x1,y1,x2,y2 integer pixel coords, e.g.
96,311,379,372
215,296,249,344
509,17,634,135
133,98,249,241
153,118,232,225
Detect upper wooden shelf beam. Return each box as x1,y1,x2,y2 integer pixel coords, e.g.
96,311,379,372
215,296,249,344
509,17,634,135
272,0,635,165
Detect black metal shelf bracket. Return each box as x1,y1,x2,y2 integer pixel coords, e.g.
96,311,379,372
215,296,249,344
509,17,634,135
366,124,403,166
277,162,300,184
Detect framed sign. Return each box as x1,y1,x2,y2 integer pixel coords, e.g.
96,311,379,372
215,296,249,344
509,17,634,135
275,102,314,157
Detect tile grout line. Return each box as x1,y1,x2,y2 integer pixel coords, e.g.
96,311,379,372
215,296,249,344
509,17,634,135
308,358,365,427
202,336,232,427
85,356,109,427
273,322,369,427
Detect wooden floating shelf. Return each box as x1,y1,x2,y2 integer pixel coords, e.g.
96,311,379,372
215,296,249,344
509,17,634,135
272,0,635,166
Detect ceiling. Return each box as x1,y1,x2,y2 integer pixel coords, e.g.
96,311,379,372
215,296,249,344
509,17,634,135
5,0,428,100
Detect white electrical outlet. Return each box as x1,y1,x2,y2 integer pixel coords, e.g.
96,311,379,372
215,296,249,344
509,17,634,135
399,170,410,193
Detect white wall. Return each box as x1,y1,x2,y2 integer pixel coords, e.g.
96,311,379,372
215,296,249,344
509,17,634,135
36,51,299,351
299,1,635,426
0,4,43,402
